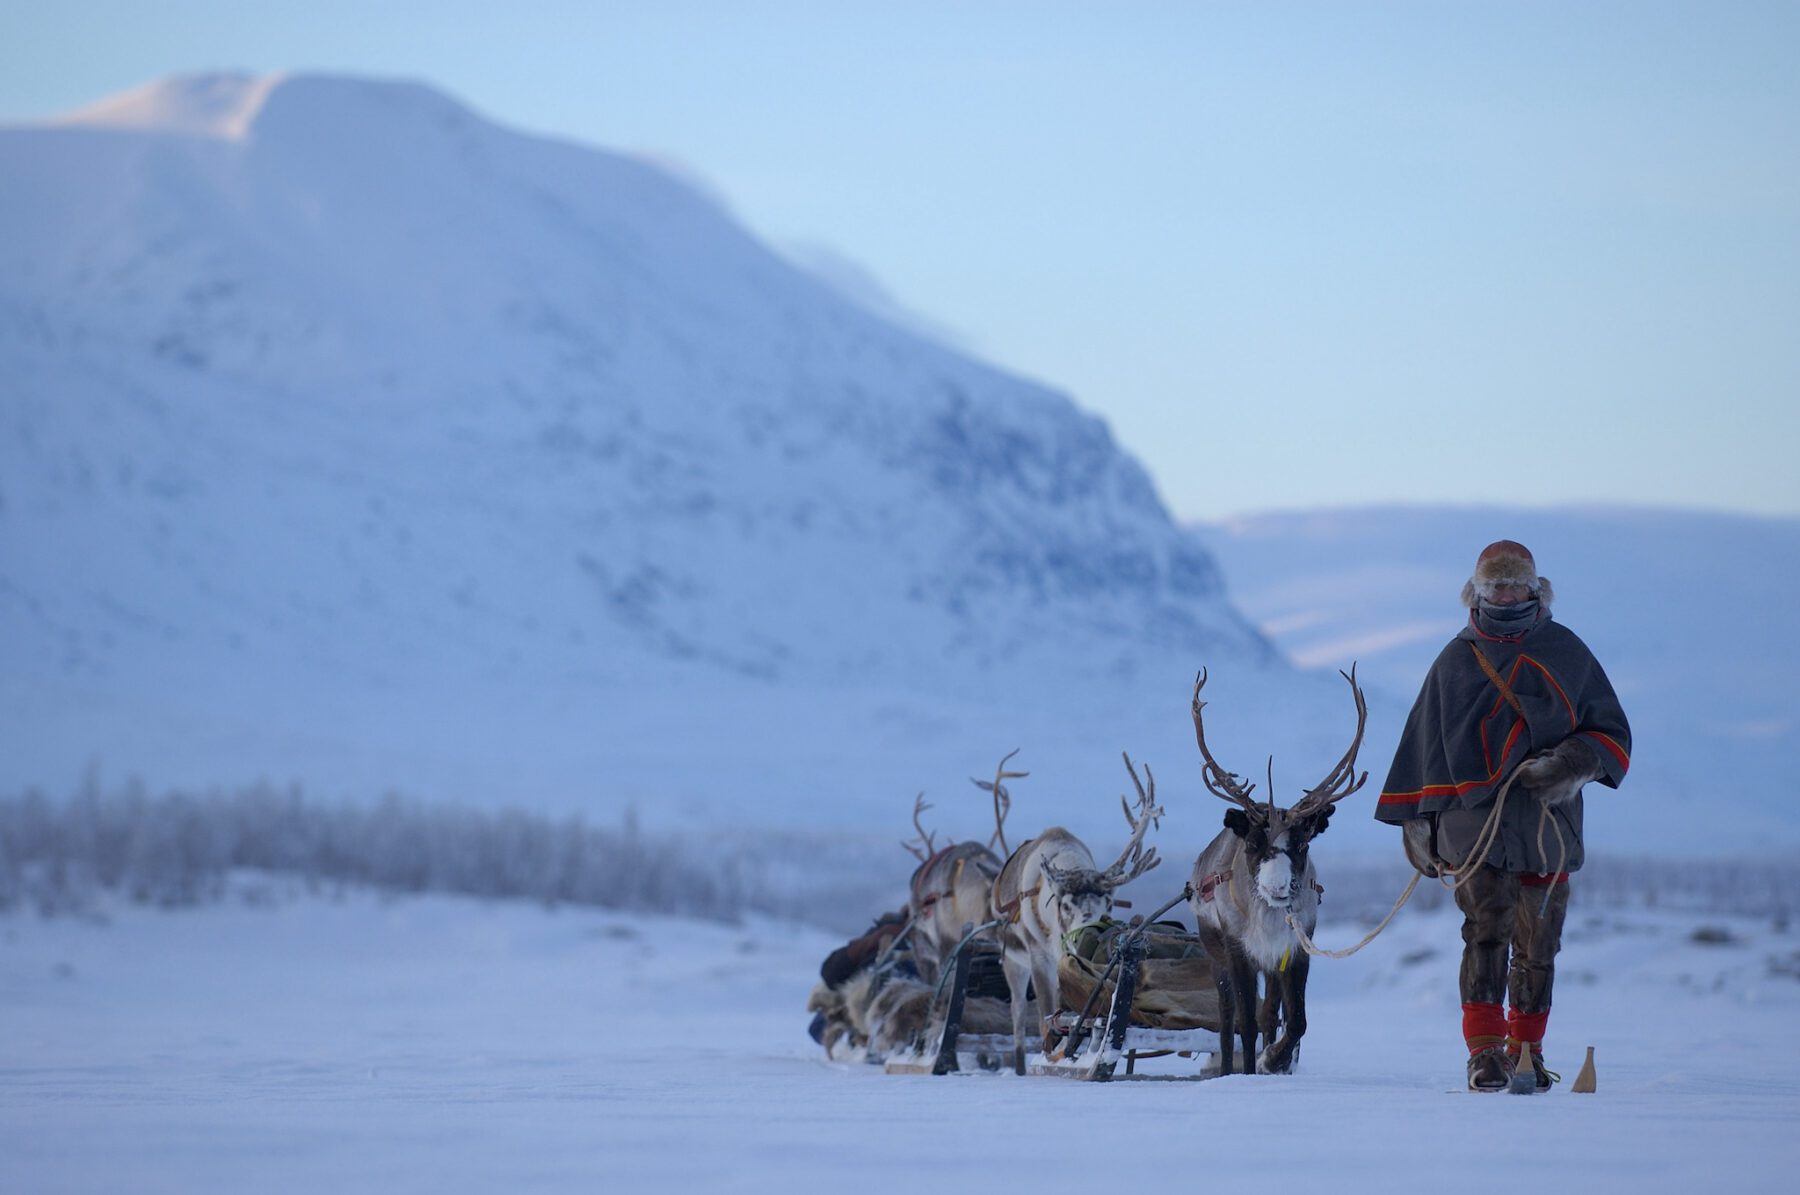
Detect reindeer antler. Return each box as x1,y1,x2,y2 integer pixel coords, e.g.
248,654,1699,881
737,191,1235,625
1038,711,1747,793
901,792,938,861
1100,752,1163,889
1191,669,1264,820
972,748,1026,856
1290,664,1369,819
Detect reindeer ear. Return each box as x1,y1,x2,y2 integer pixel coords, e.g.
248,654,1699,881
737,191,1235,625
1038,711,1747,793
1224,809,1252,837
1307,807,1333,839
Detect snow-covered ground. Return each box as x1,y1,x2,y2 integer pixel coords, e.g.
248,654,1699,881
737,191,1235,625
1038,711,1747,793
4,888,1796,1192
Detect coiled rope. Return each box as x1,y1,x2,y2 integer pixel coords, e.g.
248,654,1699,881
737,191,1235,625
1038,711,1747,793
1285,764,1563,960
1438,766,1570,916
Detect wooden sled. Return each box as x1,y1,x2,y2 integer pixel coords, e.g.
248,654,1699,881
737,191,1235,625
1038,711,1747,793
1031,929,1224,1081
883,936,1031,1075
907,921,1226,1081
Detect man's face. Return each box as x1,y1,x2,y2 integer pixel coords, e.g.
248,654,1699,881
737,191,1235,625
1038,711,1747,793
1487,582,1534,606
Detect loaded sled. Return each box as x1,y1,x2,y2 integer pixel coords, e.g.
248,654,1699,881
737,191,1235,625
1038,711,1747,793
884,917,1230,1081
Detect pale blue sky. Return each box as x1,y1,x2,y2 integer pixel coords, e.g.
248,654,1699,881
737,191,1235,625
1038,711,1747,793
4,1,1796,519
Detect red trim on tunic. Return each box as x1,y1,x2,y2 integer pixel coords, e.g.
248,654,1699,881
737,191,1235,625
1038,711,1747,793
1580,729,1631,774
1519,655,1578,730
1478,689,1512,775
1383,647,1624,808
1380,719,1525,806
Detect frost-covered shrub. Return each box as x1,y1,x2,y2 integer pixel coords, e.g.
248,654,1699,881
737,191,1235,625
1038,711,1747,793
0,781,827,923
3,785,1796,929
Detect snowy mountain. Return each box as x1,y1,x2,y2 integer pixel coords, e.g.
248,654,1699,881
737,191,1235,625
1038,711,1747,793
9,74,1787,864
0,73,1282,834
1193,505,1800,851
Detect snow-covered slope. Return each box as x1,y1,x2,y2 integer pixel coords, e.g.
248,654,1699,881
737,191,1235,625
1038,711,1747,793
0,73,1279,827
1193,505,1800,851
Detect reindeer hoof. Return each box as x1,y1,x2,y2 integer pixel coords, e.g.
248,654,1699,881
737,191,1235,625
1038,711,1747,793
1256,1042,1300,1075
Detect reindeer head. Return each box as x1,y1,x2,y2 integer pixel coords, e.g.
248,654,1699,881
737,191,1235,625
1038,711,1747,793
1039,862,1118,938
1222,803,1333,909
1040,753,1164,935
1191,666,1367,910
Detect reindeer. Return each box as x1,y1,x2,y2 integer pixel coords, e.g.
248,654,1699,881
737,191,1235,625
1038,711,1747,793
989,754,1163,1074
902,752,1024,984
1185,666,1367,1077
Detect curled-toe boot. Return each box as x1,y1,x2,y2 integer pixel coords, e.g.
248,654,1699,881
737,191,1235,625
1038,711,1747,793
1467,1044,1514,1092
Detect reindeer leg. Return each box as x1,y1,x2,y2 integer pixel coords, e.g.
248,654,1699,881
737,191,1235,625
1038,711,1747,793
1257,969,1282,1060
1259,953,1310,1074
911,927,939,987
1198,925,1236,1076
1233,952,1258,1075
1032,955,1063,1057
1002,947,1032,1076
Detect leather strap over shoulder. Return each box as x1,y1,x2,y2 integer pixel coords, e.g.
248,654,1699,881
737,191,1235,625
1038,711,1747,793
1468,642,1526,719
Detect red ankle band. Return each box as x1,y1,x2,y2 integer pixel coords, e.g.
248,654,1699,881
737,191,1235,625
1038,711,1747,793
1462,1002,1507,1052
1508,1008,1550,1045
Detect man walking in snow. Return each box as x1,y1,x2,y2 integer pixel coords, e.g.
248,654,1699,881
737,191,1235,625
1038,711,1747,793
1375,541,1631,1092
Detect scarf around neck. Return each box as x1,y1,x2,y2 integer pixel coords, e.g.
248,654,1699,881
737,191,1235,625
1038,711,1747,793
1473,598,1541,639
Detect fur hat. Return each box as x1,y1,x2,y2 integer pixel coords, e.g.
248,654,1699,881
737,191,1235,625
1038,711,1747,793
1460,539,1554,609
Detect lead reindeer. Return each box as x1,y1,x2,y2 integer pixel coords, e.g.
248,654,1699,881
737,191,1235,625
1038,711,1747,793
902,751,1025,984
990,754,1163,1074
1186,666,1367,1076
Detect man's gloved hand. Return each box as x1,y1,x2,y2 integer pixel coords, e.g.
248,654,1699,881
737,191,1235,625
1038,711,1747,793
1512,737,1604,806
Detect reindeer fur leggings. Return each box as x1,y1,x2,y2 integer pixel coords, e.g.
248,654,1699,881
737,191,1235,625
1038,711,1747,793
1455,865,1570,1013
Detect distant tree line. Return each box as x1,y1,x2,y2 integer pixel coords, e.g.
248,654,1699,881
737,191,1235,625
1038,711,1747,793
0,779,775,922
3,780,1794,929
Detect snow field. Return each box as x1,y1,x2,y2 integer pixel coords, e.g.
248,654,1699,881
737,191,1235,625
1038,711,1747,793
3,887,1796,1193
